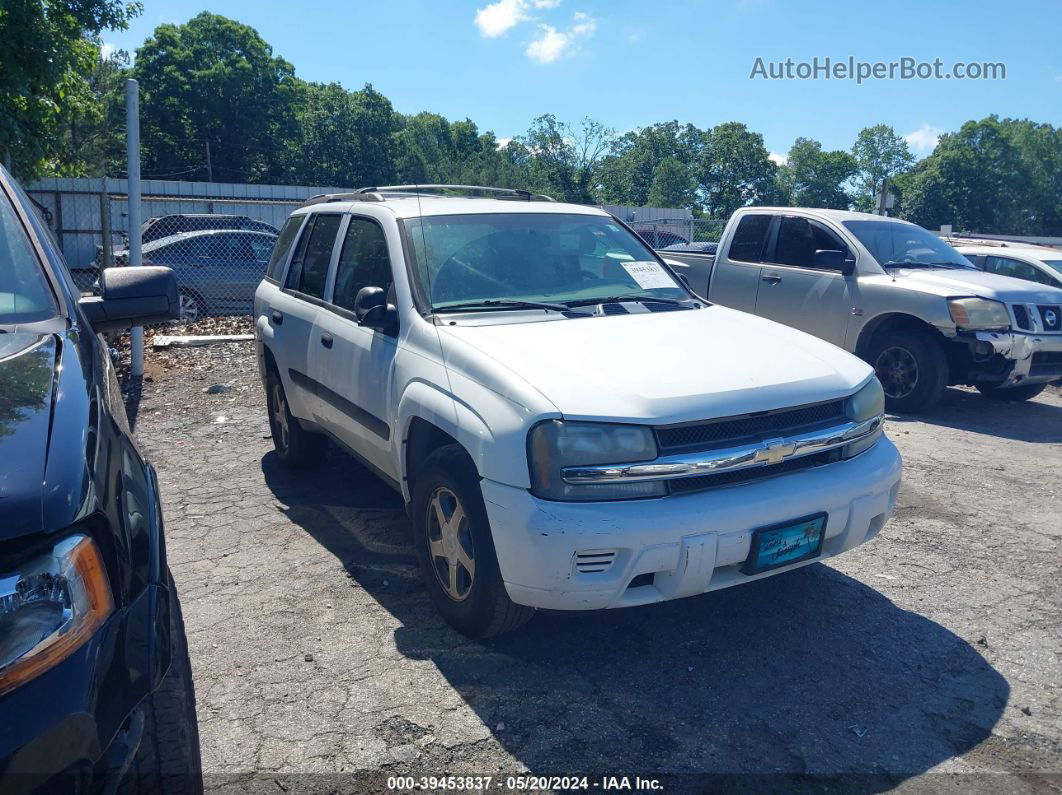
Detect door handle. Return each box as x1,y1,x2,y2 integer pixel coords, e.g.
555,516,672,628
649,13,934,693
320,332,334,349
271,310,283,325
761,274,783,285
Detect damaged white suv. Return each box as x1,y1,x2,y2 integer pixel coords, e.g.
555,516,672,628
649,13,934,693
254,186,902,637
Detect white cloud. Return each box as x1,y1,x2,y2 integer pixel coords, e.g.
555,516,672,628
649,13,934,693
904,124,945,154
526,12,596,63
495,137,513,149
100,42,117,59
768,151,787,166
474,0,563,38
475,0,530,37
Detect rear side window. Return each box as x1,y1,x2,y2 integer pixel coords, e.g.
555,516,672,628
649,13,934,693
985,256,1050,285
332,218,393,312
266,216,303,281
728,214,771,263
286,214,341,299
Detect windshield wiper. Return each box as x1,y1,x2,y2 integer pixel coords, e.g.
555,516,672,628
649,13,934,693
434,299,589,315
881,261,967,269
563,294,695,308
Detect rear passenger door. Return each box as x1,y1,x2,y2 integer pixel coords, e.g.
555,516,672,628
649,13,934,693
269,213,343,420
754,215,854,347
709,213,772,312
310,215,399,477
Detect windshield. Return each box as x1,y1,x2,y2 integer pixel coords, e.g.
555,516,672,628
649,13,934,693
0,188,57,325
403,213,688,310
843,220,973,269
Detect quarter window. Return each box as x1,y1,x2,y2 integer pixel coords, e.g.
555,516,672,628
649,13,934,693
286,214,341,299
332,218,392,312
728,214,772,263
266,216,303,281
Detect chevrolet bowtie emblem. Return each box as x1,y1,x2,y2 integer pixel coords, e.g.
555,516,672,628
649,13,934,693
755,437,797,465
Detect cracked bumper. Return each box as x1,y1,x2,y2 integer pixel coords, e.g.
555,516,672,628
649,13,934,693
482,437,901,611
972,331,1062,386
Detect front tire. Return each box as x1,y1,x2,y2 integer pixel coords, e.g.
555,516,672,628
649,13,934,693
412,445,534,638
265,369,327,468
119,572,203,794
976,382,1046,402
868,329,947,413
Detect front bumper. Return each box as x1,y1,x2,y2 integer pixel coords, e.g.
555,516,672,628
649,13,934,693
971,330,1062,387
484,437,901,611
0,582,172,794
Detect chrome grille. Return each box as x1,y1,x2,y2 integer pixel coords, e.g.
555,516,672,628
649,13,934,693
668,450,840,495
655,400,847,452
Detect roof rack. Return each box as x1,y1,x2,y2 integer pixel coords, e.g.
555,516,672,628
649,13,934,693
299,184,556,208
358,184,556,202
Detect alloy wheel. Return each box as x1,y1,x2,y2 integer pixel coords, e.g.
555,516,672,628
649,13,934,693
426,486,476,602
875,345,919,399
178,292,200,323
270,382,290,452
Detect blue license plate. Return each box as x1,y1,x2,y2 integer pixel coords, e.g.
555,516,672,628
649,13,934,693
742,513,827,575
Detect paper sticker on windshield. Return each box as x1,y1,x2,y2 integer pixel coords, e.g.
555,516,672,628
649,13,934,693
621,260,675,289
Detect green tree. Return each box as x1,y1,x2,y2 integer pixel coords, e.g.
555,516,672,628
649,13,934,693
520,115,614,203
286,82,398,186
52,48,132,177
598,121,702,206
851,124,914,211
134,12,299,182
646,156,695,208
0,0,140,178
696,122,778,218
899,117,1034,234
781,137,857,208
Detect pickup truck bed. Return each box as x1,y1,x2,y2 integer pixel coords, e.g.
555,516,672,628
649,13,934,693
657,250,715,297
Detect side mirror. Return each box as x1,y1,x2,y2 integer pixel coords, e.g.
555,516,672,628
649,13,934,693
813,249,847,269
354,286,398,334
78,266,179,332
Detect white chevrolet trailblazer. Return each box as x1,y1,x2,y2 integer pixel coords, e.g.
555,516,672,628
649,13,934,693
254,185,902,637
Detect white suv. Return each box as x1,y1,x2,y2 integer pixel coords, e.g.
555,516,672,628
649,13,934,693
253,186,901,637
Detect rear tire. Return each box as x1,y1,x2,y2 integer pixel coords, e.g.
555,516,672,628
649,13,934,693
976,382,1046,402
265,369,327,468
119,571,203,794
412,445,534,638
868,329,947,413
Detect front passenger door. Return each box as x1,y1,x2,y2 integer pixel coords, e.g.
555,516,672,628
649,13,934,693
754,215,854,346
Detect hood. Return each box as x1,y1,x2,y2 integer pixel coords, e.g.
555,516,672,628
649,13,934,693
439,305,872,423
890,268,1062,303
0,333,57,533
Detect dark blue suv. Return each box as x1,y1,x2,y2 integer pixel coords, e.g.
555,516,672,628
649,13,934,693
0,165,202,793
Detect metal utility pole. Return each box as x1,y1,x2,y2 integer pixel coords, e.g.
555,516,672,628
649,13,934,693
126,79,144,378
99,178,113,268
205,139,213,182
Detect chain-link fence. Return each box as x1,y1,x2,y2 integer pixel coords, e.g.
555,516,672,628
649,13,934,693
25,179,318,330
629,218,725,250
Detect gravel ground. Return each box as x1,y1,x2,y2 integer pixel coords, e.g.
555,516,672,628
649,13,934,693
128,340,1061,793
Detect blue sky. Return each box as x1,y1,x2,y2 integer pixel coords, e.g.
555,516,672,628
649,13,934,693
103,0,1062,161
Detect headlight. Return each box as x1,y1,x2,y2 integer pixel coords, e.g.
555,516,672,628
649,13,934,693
844,378,885,458
528,420,664,501
0,535,114,696
948,297,1010,330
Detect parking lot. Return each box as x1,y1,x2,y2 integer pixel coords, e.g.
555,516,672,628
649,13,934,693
131,340,1061,792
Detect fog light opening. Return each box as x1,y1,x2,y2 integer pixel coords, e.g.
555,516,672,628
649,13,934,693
627,572,656,590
